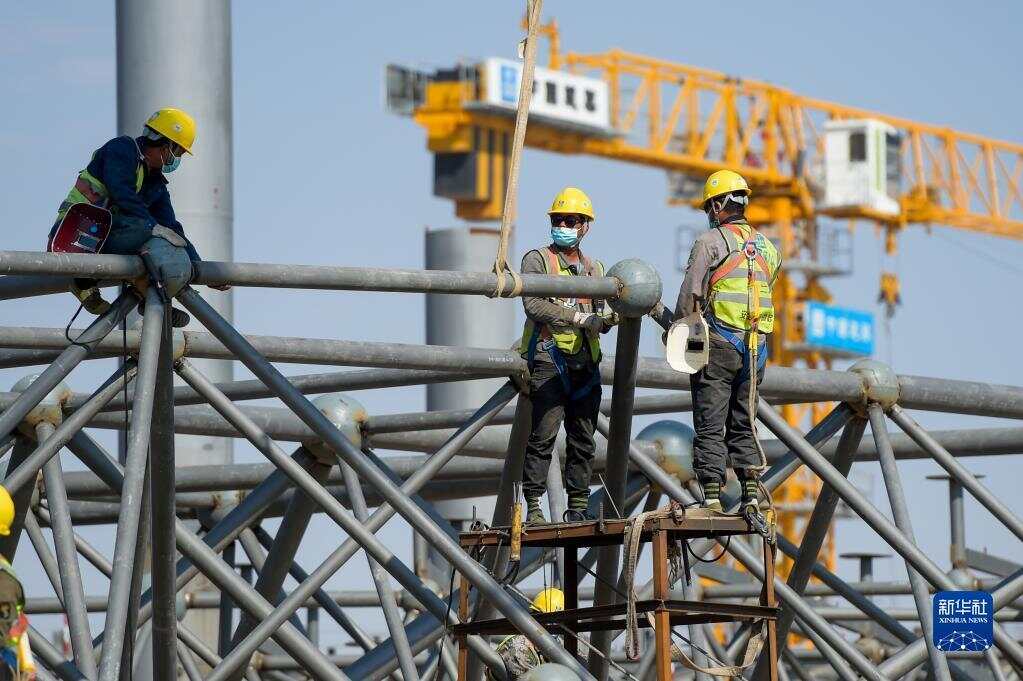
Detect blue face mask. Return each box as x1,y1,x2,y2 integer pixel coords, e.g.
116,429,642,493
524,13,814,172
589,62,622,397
551,226,580,248
162,149,181,174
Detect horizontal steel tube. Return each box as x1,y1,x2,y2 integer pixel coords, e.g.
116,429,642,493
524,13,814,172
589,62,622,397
0,251,621,298
3,325,1021,415
96,366,491,412
59,455,504,494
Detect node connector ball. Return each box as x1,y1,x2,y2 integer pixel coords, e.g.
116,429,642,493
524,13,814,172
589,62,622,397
636,420,695,483
848,359,899,411
948,567,977,590
606,258,662,318
522,663,581,681
10,374,72,430
304,393,368,462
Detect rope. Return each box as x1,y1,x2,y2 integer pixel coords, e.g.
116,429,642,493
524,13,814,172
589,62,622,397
489,0,542,299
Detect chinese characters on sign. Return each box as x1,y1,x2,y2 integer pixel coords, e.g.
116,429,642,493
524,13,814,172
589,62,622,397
933,591,993,652
804,301,874,356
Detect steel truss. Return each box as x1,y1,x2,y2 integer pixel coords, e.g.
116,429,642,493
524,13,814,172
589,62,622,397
0,250,1020,681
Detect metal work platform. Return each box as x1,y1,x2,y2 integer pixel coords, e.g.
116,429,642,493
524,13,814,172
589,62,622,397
455,511,780,681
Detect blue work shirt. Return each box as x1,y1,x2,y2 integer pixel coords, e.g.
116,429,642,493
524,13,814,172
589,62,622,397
83,135,199,260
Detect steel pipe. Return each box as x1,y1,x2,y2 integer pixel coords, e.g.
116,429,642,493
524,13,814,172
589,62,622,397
754,417,867,681
97,288,163,681
179,287,591,680
0,292,135,444
590,316,642,681
338,461,420,681
175,349,512,681
37,422,96,680
870,405,950,681
0,250,621,299
5,362,137,494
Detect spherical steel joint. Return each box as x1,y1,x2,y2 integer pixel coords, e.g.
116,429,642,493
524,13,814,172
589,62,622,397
10,374,72,431
848,359,900,411
948,567,977,590
636,420,695,484
522,663,580,681
303,393,368,462
606,259,662,318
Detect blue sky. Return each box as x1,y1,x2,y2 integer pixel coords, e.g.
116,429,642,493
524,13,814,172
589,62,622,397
3,1,1022,652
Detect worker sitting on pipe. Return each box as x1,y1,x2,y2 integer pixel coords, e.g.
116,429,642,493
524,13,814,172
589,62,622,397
487,589,564,681
673,171,781,512
0,489,34,681
518,188,617,525
46,107,227,327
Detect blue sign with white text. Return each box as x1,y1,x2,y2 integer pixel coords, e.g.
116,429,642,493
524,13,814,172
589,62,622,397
804,302,874,356
500,65,519,103
933,591,993,652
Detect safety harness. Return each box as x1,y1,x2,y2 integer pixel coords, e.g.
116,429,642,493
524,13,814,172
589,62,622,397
524,246,602,402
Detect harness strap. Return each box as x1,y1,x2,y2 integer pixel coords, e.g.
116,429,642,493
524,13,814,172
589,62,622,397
708,225,771,288
706,317,767,379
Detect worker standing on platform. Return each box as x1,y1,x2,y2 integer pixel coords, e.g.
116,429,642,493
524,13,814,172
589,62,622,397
519,188,617,525
0,489,34,681
47,107,224,327
487,589,565,681
674,171,781,512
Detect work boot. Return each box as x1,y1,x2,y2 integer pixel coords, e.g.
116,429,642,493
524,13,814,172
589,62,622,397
70,282,111,315
524,498,547,526
564,494,593,522
701,481,723,512
739,476,761,510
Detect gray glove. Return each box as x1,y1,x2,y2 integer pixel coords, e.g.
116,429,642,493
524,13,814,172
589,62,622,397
573,311,604,334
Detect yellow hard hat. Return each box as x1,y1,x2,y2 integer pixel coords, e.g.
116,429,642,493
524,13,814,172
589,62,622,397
702,170,751,207
531,587,565,613
0,487,14,537
548,187,594,221
145,108,197,155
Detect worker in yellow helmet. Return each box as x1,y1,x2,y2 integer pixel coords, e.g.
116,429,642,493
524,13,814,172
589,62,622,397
0,487,33,681
487,589,566,681
46,107,226,327
673,171,781,511
518,188,617,525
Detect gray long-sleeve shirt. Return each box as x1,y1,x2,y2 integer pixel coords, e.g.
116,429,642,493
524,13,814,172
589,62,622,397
674,228,733,321
520,246,603,364
674,222,782,326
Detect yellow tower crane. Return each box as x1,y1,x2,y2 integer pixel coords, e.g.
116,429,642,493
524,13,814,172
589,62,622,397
386,19,1023,574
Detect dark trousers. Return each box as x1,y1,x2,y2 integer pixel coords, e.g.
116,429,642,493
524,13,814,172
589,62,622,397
521,359,601,501
691,334,764,486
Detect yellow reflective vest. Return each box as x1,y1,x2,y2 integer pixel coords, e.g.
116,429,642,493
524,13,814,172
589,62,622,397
518,246,603,362
708,222,781,333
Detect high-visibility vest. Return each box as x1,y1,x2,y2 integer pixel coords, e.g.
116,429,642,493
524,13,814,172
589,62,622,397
518,245,603,362
708,222,781,333
55,144,146,224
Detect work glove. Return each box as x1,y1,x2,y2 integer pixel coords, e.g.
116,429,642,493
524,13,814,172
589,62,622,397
573,311,604,334
599,310,620,333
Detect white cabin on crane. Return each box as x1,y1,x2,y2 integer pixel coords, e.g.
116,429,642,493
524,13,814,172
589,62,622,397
822,119,902,216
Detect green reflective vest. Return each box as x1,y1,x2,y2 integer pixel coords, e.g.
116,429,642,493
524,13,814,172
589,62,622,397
518,246,603,362
709,222,781,333
56,156,145,224
0,557,24,649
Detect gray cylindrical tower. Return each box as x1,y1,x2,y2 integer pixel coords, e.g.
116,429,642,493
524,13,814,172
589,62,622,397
423,227,515,582
425,226,517,411
116,1,233,671
116,0,233,465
